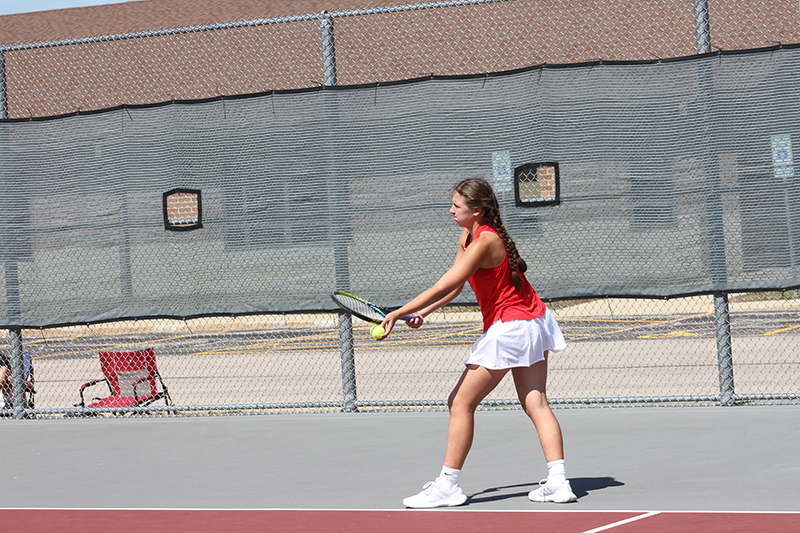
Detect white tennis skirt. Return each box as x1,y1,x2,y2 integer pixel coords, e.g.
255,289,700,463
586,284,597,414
465,308,566,370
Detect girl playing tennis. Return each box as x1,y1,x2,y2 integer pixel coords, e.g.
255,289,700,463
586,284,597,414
379,177,576,508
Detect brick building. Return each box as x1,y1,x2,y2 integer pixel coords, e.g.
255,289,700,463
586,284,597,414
1,0,799,118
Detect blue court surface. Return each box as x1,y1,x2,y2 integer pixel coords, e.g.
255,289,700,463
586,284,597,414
2,405,799,531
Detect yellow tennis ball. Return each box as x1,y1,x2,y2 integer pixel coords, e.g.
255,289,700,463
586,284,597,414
370,324,385,339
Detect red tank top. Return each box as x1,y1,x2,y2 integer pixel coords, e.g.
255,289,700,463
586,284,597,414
466,224,547,332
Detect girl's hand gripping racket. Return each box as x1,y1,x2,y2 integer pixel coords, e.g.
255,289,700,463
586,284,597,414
331,291,415,325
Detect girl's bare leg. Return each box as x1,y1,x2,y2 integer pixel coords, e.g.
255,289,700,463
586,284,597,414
513,352,577,502
511,352,564,462
443,364,508,469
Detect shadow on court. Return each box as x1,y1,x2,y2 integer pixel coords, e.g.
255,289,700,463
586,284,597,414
465,476,624,505
569,477,626,499
466,482,537,504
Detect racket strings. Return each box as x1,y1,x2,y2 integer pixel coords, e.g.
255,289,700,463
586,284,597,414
332,294,385,322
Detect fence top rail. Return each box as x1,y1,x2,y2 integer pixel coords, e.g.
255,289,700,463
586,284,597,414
0,0,512,53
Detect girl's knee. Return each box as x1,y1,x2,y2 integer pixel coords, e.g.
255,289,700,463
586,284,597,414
448,394,479,415
521,397,554,419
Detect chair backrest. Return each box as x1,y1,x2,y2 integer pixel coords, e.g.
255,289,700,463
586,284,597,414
98,348,158,399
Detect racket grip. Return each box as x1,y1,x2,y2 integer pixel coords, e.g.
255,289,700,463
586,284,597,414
400,314,416,322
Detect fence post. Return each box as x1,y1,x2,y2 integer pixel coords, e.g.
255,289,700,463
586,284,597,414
338,313,357,411
693,0,711,54
693,4,734,405
4,260,26,418
320,12,357,412
714,293,735,405
1,50,26,419
0,50,7,118
8,329,25,418
320,11,338,86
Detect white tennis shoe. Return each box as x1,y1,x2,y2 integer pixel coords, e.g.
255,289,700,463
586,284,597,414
403,481,468,508
528,479,577,503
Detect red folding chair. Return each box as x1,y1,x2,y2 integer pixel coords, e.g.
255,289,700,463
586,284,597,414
78,348,172,410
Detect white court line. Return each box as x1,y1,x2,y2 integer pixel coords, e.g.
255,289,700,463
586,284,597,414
581,511,660,533
3,508,800,513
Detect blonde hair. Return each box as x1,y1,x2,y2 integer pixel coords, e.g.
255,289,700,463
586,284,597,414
453,178,528,290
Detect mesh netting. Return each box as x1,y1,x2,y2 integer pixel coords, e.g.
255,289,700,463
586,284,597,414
1,45,798,328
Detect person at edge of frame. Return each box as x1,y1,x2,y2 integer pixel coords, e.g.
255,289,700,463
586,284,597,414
0,350,34,411
377,177,577,508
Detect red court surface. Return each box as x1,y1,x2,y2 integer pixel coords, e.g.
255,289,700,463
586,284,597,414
3,509,799,533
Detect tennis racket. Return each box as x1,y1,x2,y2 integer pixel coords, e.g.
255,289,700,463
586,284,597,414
331,291,415,324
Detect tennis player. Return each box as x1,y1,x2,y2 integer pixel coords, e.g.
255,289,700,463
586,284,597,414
379,178,576,508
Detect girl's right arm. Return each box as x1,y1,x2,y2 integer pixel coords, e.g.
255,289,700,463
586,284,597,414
405,284,464,328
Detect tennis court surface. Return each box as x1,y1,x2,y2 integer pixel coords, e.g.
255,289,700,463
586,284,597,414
2,405,799,532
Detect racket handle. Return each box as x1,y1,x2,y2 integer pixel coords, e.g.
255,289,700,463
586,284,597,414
400,314,416,322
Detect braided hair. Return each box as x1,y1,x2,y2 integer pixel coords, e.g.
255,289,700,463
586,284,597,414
453,178,528,290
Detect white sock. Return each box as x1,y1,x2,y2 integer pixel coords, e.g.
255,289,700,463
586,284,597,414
436,465,461,491
546,459,567,486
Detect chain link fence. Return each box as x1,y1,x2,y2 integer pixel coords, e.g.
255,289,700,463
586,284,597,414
1,0,799,418
10,292,800,414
